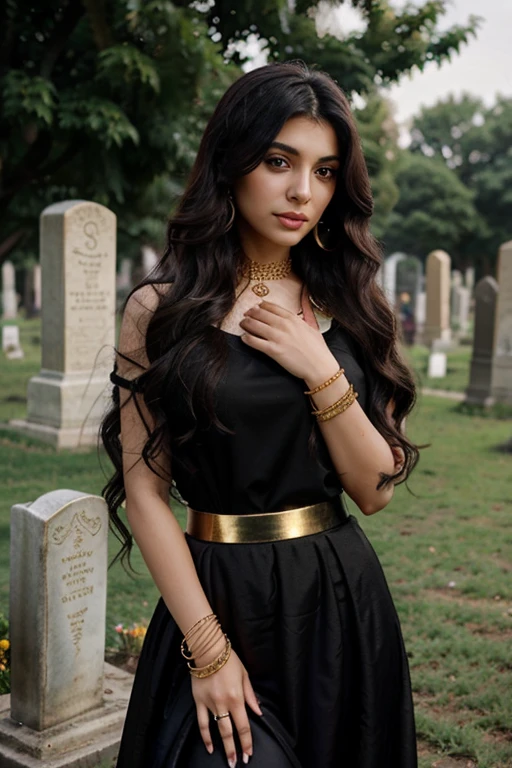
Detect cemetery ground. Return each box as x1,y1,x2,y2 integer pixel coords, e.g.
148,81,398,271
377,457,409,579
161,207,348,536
1,320,512,768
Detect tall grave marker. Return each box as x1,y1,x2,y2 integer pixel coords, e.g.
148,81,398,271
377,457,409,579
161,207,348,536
465,277,498,406
0,490,132,767
2,261,17,319
425,249,451,346
11,201,116,448
491,240,512,405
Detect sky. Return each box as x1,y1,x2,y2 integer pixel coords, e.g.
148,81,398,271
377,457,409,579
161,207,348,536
243,0,511,144
328,0,512,139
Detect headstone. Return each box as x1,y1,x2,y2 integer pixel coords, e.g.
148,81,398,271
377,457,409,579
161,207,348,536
33,263,42,313
10,201,116,448
2,261,17,319
0,489,133,766
2,325,24,359
383,252,406,307
425,249,451,346
428,351,447,378
142,245,158,275
457,286,471,335
491,241,512,405
465,277,498,405
414,290,427,344
465,266,475,293
10,490,108,729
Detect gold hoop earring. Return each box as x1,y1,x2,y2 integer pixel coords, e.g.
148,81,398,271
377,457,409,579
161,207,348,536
313,221,336,252
225,195,235,232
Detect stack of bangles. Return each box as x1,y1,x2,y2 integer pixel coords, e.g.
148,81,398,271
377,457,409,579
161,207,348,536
180,613,231,679
304,366,358,422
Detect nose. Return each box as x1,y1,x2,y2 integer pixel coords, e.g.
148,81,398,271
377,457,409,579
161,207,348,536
287,170,311,205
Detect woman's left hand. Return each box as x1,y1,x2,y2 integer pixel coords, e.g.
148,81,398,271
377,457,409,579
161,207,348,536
239,300,338,381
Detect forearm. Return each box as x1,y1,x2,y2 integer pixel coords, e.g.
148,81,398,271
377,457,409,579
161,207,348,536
304,359,395,515
126,495,215,641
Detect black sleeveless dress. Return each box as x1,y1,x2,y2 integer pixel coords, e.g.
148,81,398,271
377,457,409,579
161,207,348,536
115,316,417,768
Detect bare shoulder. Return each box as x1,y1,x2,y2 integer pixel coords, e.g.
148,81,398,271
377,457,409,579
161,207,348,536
118,282,172,372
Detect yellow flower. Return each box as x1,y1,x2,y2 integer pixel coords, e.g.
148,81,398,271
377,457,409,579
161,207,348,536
0,664,5,671
0,639,9,650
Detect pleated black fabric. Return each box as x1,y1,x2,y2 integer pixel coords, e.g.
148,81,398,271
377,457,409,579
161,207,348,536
115,318,417,767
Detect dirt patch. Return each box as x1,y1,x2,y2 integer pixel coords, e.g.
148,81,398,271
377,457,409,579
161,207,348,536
431,759,476,768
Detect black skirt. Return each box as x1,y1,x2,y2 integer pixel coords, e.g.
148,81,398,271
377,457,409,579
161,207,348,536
116,514,417,767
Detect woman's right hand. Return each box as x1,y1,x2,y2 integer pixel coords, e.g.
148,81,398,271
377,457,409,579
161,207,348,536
191,643,263,767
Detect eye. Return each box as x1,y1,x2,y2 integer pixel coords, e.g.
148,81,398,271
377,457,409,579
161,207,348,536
316,166,337,180
265,155,289,169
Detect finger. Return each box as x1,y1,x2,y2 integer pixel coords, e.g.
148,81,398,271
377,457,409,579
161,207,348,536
257,300,293,317
239,316,276,339
215,712,237,768
230,703,254,761
242,670,263,716
196,703,214,755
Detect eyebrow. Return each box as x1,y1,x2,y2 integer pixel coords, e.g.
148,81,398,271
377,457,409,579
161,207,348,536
269,141,340,163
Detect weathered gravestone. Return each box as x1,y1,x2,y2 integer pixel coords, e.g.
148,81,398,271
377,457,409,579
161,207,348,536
491,240,512,405
2,325,24,360
465,277,498,406
425,250,451,346
11,201,116,448
382,252,406,307
2,261,17,320
0,489,133,768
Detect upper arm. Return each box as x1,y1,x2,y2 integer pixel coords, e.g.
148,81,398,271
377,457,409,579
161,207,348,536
117,285,170,505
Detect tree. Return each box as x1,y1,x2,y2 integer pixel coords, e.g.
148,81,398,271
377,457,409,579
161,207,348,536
0,0,480,266
354,92,400,239
409,94,512,272
381,152,485,266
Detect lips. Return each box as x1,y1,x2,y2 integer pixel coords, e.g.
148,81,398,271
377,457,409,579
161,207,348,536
274,212,309,230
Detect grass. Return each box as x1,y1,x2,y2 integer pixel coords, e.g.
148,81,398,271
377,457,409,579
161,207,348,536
405,343,472,393
2,320,512,766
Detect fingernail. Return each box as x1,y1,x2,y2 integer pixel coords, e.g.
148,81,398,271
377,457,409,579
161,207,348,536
228,758,236,768
243,753,250,764
206,744,214,754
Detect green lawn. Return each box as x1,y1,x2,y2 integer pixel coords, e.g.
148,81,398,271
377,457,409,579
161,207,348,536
2,321,512,767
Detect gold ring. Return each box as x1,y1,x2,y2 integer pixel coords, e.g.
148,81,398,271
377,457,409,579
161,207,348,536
214,712,230,721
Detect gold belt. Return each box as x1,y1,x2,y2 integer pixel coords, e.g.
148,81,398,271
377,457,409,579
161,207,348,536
186,496,347,543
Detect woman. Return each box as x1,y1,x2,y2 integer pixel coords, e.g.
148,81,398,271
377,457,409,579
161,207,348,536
102,61,421,768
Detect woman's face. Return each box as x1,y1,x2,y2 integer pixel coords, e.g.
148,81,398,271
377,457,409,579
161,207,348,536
233,115,340,250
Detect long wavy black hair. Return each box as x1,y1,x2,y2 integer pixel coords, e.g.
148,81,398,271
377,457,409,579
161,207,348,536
101,61,422,564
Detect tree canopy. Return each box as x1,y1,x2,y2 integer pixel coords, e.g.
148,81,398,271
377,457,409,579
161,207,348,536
0,0,480,265
407,93,512,272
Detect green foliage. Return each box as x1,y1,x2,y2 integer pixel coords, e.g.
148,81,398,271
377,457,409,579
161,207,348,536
382,151,483,261
407,93,512,273
354,92,400,238
0,0,479,267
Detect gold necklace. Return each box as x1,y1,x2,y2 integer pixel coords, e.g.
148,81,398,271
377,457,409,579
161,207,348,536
241,256,292,297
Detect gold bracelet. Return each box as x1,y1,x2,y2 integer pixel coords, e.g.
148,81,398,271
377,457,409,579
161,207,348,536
181,613,218,658
304,367,344,396
311,383,355,416
181,621,222,660
316,390,358,422
188,637,232,679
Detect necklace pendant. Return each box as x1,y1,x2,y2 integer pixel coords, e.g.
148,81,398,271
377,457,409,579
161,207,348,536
252,282,269,297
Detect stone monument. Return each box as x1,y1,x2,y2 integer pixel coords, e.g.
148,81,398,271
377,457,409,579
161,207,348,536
11,201,116,448
490,241,512,405
425,250,451,346
382,252,406,307
2,325,24,360
0,489,133,767
465,277,498,406
2,261,18,320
